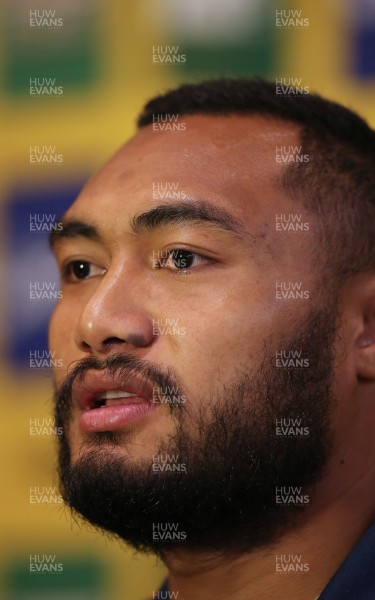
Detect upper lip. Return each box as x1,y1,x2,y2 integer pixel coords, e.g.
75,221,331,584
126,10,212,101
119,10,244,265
73,369,155,410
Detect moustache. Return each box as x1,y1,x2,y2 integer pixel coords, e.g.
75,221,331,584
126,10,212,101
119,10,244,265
53,353,185,424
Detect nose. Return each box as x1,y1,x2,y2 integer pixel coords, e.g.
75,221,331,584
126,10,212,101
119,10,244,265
74,266,156,355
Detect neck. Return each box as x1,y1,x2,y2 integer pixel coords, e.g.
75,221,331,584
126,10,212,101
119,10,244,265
161,418,375,600
163,502,373,600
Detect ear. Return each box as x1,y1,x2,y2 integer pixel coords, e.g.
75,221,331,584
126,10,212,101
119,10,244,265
355,276,375,381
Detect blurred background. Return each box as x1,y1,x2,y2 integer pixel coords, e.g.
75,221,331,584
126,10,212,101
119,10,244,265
1,0,374,598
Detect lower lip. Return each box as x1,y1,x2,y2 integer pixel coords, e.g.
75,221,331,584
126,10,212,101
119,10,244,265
79,398,158,432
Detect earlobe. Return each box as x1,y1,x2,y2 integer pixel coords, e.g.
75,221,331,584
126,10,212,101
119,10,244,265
356,316,375,380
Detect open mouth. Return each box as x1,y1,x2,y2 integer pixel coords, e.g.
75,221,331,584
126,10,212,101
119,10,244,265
92,391,146,409
73,370,159,432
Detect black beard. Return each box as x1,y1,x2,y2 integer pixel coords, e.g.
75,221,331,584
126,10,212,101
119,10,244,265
55,304,338,558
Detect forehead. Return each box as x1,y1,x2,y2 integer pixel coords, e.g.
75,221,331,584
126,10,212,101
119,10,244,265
67,114,301,228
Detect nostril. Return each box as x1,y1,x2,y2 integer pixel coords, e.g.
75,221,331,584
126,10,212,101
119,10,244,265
103,334,148,348
103,337,126,347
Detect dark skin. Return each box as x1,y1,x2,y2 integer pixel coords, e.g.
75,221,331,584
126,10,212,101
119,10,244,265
49,115,375,599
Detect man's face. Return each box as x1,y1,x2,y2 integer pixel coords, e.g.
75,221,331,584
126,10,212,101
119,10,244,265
49,115,342,554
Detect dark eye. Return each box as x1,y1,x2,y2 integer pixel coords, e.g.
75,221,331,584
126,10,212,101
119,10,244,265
63,260,105,282
169,250,196,269
156,249,207,271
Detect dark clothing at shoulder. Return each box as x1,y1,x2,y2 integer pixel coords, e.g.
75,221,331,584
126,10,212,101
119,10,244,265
155,521,375,599
319,520,375,599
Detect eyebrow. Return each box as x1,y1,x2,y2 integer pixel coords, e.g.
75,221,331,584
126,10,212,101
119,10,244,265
49,199,246,250
49,220,101,249
131,199,246,235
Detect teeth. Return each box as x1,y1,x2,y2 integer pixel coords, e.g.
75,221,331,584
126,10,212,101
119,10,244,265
96,390,138,401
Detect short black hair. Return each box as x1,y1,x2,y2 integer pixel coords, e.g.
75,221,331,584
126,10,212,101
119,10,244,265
137,78,375,284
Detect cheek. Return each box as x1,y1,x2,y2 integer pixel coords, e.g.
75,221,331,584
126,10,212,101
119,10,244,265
175,296,274,391
49,302,79,383
172,269,300,398
49,303,69,351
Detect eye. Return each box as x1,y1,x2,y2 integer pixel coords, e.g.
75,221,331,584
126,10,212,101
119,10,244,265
62,260,106,283
155,249,208,272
